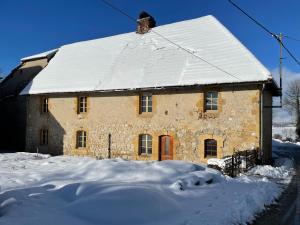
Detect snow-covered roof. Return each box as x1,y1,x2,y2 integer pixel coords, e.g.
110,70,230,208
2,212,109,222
20,15,271,95
21,49,58,62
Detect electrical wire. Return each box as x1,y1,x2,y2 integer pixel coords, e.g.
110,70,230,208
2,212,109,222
228,0,300,66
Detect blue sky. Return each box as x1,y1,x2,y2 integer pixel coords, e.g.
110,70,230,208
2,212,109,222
0,0,300,79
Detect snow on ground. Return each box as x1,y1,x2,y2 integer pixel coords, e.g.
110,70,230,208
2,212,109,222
272,126,296,140
0,143,294,225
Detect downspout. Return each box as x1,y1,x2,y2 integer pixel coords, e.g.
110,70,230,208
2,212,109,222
260,83,266,164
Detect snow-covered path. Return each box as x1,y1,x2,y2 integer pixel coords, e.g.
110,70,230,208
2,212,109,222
254,141,300,225
0,145,294,225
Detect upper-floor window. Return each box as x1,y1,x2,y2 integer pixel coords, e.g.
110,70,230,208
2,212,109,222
205,91,218,111
78,97,87,113
139,134,152,155
204,139,217,158
140,93,152,113
41,97,49,113
40,129,48,145
76,130,87,148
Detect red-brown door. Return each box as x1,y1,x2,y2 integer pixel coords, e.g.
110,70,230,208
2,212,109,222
160,135,173,160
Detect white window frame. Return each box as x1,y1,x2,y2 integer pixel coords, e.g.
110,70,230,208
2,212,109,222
140,93,152,113
205,91,218,111
77,130,87,148
78,96,87,113
139,134,152,155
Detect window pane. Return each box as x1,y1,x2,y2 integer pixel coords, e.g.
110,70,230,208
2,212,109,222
211,92,218,98
204,139,217,157
141,106,147,112
205,92,218,111
212,105,218,110
140,147,146,154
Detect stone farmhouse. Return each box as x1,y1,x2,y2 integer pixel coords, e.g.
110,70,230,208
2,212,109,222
14,14,280,163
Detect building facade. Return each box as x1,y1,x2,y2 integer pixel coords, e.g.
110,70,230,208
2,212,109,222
25,84,274,163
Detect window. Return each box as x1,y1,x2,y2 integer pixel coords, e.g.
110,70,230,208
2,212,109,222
40,129,48,145
78,97,87,113
139,134,152,155
204,139,217,158
76,130,87,148
140,93,152,113
41,98,49,113
205,91,218,111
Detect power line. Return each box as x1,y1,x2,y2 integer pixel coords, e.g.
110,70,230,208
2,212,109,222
100,0,242,81
284,35,300,42
227,0,275,37
228,0,300,66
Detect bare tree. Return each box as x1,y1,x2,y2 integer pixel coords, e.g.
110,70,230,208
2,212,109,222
284,79,300,137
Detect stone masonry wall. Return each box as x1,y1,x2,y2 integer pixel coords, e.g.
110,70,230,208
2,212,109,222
26,85,262,163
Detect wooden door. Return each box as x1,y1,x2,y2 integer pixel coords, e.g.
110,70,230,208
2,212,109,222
160,135,173,160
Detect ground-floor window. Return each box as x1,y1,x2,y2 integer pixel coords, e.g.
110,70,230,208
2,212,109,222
139,134,152,155
204,139,217,157
76,130,87,148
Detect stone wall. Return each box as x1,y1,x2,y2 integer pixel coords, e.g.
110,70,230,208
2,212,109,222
26,85,265,163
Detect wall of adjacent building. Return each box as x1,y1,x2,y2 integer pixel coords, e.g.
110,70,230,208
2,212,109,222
0,59,48,151
25,84,268,163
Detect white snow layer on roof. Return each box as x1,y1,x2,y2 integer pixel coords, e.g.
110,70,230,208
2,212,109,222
20,15,271,95
21,49,58,62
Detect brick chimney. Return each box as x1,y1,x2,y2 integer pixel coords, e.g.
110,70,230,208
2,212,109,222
137,11,156,34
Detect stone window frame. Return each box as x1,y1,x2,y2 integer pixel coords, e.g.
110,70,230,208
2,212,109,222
199,134,224,162
76,130,87,148
205,91,218,111
204,139,217,158
40,128,49,145
77,96,88,114
139,134,152,155
139,93,152,114
41,97,49,114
